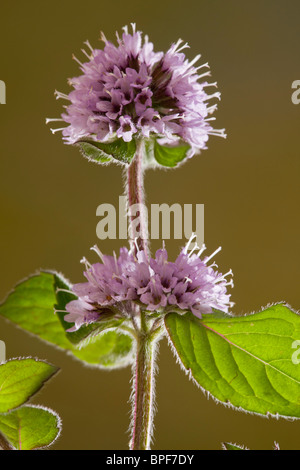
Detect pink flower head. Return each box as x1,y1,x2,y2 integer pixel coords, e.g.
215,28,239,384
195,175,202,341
49,24,226,157
64,235,234,332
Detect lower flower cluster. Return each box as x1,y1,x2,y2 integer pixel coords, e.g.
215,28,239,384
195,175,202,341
64,236,233,332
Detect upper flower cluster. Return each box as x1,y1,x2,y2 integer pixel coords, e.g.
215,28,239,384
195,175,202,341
50,24,225,156
64,236,233,332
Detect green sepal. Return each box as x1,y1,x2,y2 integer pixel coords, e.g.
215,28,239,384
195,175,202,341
153,140,191,168
77,138,136,164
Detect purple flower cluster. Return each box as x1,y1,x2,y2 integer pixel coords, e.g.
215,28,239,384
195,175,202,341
50,24,225,157
64,237,233,332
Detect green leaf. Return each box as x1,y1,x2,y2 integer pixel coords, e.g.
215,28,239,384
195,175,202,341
165,304,300,419
0,405,61,450
222,441,279,450
77,138,136,164
72,330,133,368
77,141,111,164
153,140,191,168
0,272,134,369
0,271,72,349
0,358,58,413
222,442,246,450
69,318,128,346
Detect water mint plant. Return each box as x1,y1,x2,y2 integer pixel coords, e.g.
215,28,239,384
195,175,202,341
1,25,300,450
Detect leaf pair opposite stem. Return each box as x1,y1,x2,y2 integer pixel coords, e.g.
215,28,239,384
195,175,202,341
1,139,300,450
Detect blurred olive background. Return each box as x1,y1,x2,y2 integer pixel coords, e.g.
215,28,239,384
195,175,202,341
0,0,299,450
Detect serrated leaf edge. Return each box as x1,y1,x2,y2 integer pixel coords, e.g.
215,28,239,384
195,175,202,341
221,442,248,450
0,272,134,370
165,302,300,421
0,404,62,450
76,141,113,166
0,357,59,412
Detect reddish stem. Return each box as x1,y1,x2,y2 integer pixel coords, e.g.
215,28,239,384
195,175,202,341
126,139,149,256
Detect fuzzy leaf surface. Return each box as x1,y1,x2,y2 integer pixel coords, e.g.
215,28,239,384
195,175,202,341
165,305,300,418
0,405,61,450
154,140,191,167
0,272,133,368
0,359,58,413
77,138,136,164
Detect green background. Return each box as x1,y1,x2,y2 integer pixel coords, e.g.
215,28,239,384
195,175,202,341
0,0,299,450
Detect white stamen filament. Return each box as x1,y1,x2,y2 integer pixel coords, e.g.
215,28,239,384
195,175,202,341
56,288,74,295
184,232,197,254
134,237,141,255
208,262,218,268
81,48,92,60
209,129,227,138
176,42,190,53
197,71,211,80
205,246,222,263
188,54,202,68
203,82,217,88
46,118,64,123
50,128,65,134
72,54,83,66
172,39,184,53
195,62,209,71
91,245,104,262
205,92,221,101
223,269,233,278
197,244,206,257
113,251,119,270
80,256,92,268
54,91,69,100
207,104,218,113
189,243,200,257
84,40,94,53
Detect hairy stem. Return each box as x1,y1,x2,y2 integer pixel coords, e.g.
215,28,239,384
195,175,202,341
126,139,158,449
126,138,149,256
130,312,157,450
